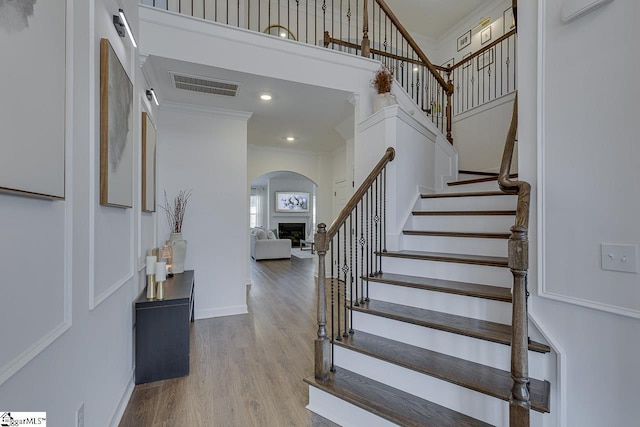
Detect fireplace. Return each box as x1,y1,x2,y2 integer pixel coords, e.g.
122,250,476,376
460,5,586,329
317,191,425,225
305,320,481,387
278,223,305,247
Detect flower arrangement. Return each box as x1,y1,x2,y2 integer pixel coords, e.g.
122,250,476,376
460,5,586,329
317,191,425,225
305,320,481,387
372,64,394,94
161,189,192,234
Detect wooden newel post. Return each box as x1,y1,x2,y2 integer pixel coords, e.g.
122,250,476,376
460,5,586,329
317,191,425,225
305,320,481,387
323,30,330,48
361,0,370,57
509,223,530,427
314,223,331,381
446,76,453,144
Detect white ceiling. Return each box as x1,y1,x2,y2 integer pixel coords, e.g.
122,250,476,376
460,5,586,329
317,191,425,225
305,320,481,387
144,56,354,153
143,1,493,153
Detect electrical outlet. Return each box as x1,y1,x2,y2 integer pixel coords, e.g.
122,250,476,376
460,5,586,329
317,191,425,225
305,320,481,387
601,244,638,273
76,403,84,427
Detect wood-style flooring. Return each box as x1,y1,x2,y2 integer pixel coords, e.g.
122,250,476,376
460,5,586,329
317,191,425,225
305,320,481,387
119,257,338,427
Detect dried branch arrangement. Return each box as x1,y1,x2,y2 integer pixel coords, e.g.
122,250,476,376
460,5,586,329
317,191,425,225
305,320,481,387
161,189,192,234
372,64,394,94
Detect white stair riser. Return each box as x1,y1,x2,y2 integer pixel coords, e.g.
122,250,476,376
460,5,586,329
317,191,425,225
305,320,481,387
351,311,547,379
402,234,509,257
444,181,502,192
408,214,515,233
382,256,512,287
418,195,516,211
307,387,397,427
368,281,512,324
334,346,509,426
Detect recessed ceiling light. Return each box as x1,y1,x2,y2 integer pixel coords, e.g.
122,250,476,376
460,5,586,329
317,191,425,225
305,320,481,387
260,94,272,101
280,32,287,38
413,66,419,72
286,137,295,142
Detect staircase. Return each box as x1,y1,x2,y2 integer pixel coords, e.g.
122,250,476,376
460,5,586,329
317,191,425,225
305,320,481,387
305,172,553,426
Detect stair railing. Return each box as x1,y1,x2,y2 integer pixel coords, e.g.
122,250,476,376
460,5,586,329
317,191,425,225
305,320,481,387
313,147,395,381
324,0,454,142
446,29,517,116
497,93,531,427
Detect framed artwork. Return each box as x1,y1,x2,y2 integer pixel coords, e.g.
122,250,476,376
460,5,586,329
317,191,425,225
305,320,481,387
441,58,454,68
462,53,473,69
481,26,492,45
100,38,133,208
0,0,66,199
504,7,516,33
275,192,309,212
477,48,495,71
457,30,471,51
141,112,156,212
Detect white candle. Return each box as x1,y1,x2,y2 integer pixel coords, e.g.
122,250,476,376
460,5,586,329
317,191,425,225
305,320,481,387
146,256,156,275
155,261,166,282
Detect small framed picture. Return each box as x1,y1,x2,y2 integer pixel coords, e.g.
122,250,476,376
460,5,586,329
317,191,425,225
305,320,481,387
457,30,471,51
481,26,492,45
477,48,494,71
504,7,516,33
462,53,473,69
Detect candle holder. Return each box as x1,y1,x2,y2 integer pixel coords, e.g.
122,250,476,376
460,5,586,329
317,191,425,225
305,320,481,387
146,274,156,299
156,278,164,300
155,261,167,301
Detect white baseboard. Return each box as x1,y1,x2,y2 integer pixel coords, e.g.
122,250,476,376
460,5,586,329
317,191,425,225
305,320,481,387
110,369,134,427
196,305,248,319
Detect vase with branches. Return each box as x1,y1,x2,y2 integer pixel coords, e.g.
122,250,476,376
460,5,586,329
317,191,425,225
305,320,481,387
161,189,192,274
372,64,397,112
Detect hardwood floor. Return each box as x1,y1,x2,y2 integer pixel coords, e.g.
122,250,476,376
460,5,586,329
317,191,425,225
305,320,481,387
119,257,339,427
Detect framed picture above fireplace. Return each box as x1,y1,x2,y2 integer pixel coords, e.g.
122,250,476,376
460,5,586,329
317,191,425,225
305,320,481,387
275,192,310,212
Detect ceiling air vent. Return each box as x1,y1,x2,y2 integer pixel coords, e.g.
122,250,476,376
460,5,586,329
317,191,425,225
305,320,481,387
170,72,240,97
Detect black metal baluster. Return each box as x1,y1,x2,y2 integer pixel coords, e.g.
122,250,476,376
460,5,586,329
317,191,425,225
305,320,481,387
342,222,348,337
268,0,271,31
278,0,280,28
336,228,341,341
383,165,387,254
373,176,378,275
322,0,326,46
246,0,250,29
357,201,363,306
330,238,335,370
366,185,371,300
349,212,354,334
296,0,299,42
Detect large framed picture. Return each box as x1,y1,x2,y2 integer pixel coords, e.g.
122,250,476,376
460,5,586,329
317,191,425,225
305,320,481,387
504,7,516,33
100,38,133,208
457,30,471,51
0,0,66,199
275,192,309,213
141,112,156,212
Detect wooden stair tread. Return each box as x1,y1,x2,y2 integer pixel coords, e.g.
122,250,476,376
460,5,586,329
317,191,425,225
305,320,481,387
351,299,551,353
421,191,511,198
412,210,516,216
337,331,550,413
403,230,511,239
448,173,518,187
458,169,503,177
304,368,492,427
379,250,509,268
367,272,512,302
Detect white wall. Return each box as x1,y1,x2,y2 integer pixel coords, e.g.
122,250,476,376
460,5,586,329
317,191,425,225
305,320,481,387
158,105,250,319
519,0,640,425
452,92,517,173
0,0,149,425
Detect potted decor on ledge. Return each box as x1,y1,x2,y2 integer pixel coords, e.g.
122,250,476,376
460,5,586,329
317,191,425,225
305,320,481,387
372,64,397,113
161,189,192,274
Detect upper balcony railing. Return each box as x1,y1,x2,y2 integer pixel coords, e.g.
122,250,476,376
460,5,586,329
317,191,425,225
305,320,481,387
142,0,516,142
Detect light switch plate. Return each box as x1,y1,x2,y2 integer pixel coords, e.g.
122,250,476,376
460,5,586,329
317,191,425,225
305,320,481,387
601,244,638,273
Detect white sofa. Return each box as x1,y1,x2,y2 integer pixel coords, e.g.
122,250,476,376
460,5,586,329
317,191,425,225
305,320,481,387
250,227,291,260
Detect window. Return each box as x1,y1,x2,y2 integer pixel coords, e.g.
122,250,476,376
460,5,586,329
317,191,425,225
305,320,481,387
250,187,264,228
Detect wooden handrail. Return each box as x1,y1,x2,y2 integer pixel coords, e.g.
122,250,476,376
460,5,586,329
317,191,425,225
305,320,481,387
498,92,528,228
450,29,517,73
498,93,532,427
373,0,452,94
326,147,395,239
